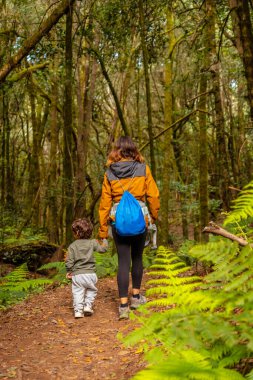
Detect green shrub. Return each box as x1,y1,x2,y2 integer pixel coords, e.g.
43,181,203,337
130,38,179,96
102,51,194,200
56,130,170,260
123,244,253,379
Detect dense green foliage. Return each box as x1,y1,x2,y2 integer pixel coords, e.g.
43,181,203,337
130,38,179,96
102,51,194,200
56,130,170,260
0,263,52,309
224,180,253,235
124,242,253,379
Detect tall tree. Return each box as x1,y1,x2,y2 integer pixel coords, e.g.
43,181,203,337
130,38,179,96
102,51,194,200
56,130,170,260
198,2,210,241
139,0,156,178
160,5,175,244
209,0,230,209
76,38,98,218
47,56,59,243
229,0,253,123
63,2,74,243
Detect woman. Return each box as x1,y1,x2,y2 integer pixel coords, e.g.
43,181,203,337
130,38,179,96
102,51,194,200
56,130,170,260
98,136,160,320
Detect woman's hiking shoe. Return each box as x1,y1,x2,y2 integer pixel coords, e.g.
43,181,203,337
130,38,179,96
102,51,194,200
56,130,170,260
118,306,130,320
83,305,94,316
130,294,147,310
75,311,84,318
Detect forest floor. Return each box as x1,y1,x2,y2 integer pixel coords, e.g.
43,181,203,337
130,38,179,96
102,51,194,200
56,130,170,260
0,276,146,380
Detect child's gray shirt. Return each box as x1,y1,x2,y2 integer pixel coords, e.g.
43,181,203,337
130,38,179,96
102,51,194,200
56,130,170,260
65,239,107,275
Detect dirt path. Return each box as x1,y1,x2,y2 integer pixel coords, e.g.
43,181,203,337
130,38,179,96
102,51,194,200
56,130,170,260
0,277,146,380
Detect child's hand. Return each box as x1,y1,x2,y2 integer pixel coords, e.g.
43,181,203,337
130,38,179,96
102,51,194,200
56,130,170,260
66,272,72,279
101,239,108,248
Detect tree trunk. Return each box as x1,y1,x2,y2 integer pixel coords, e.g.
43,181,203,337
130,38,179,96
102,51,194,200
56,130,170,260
76,48,98,218
229,0,253,123
63,3,74,244
139,0,156,178
0,87,6,206
160,6,175,245
198,80,209,242
27,76,41,226
198,3,210,242
5,91,13,206
47,60,59,244
208,0,230,209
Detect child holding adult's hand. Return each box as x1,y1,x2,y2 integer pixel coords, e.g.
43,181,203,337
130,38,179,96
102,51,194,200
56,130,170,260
65,218,108,318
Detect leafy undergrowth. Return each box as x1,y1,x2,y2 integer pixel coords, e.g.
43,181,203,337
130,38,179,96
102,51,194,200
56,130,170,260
0,263,52,309
0,225,48,246
123,244,253,379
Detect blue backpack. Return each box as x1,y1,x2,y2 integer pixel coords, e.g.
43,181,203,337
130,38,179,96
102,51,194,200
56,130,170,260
115,190,146,236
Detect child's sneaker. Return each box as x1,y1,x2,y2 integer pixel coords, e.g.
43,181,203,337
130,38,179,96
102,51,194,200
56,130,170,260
118,306,129,320
75,311,84,318
83,304,94,316
130,294,147,310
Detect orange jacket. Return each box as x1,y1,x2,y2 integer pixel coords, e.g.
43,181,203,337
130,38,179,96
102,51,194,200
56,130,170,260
98,160,160,238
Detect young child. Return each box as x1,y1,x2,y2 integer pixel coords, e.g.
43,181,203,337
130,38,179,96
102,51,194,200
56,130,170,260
65,218,108,318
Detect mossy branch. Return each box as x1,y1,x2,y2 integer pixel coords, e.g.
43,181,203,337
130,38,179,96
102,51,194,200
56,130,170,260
7,62,49,83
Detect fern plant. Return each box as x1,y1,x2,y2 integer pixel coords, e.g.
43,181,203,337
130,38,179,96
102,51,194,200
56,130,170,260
38,261,68,283
0,263,52,308
124,244,253,379
224,180,253,239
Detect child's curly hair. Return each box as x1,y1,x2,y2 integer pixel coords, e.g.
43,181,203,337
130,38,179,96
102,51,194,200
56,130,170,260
71,218,93,239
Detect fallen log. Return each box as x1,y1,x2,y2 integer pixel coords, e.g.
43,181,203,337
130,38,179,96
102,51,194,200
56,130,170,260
203,221,251,247
0,241,59,271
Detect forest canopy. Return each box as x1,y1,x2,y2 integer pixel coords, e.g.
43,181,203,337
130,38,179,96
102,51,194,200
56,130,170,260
0,0,253,245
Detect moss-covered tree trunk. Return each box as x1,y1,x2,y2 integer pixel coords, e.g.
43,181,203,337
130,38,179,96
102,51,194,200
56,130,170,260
209,0,230,210
1,88,6,206
63,3,74,244
198,2,211,242
47,58,59,244
76,46,98,218
160,6,175,245
139,0,156,178
229,0,253,123
27,77,41,226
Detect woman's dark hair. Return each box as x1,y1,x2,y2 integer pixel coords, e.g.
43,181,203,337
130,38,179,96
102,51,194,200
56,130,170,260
71,218,93,239
107,136,144,164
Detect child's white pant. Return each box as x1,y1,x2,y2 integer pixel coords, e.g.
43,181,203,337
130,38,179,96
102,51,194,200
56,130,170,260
71,273,98,312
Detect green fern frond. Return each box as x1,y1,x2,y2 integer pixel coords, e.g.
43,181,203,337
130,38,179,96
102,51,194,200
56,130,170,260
147,283,201,297
4,263,29,282
124,242,253,379
147,276,201,286
1,263,55,308
8,278,53,291
38,261,67,282
189,240,239,266
38,262,66,272
147,298,176,307
131,350,245,380
150,262,186,271
224,181,253,227
148,267,191,278
246,369,253,379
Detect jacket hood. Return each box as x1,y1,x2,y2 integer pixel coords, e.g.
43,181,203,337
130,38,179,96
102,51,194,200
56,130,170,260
109,160,139,179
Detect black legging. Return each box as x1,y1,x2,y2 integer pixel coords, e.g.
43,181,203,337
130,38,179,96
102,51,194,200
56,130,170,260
112,226,147,298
